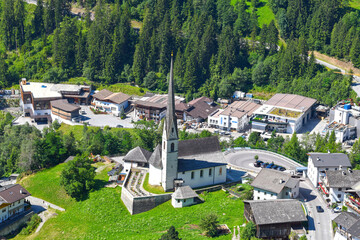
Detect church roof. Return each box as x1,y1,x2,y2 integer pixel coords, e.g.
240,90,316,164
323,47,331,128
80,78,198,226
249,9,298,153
177,159,226,172
164,53,178,140
178,136,221,157
123,146,152,163
149,144,162,169
172,185,199,199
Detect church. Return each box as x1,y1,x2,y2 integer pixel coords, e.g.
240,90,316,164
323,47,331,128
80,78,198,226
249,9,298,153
134,54,227,192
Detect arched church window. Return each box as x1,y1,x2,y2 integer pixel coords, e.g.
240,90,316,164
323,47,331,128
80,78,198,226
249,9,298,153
171,143,174,152
172,127,174,133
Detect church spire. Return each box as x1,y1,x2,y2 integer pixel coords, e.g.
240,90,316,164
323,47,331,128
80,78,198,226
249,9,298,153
165,52,178,140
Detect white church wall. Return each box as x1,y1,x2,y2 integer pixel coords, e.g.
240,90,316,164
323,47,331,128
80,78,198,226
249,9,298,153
149,165,162,186
177,166,226,189
213,166,226,185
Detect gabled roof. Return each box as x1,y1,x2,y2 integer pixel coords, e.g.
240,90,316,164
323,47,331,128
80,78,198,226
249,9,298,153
251,169,298,194
172,185,199,199
0,184,31,204
177,159,226,172
92,89,113,101
265,93,316,112
185,97,219,119
333,212,359,230
244,199,307,225
326,170,360,188
104,92,131,104
51,99,81,112
178,136,221,157
348,220,360,238
149,144,162,169
308,153,351,168
220,100,261,119
123,146,152,163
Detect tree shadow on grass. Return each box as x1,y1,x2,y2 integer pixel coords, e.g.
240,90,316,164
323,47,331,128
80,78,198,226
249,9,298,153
75,179,108,202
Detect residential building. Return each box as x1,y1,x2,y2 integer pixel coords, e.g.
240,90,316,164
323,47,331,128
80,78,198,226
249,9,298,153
244,199,307,239
20,79,91,122
251,93,317,133
208,100,261,132
307,152,351,187
50,99,81,122
333,212,360,240
319,169,360,204
344,181,360,215
183,97,219,122
92,89,131,116
251,169,300,200
171,185,200,208
328,103,360,142
0,184,31,223
133,94,184,122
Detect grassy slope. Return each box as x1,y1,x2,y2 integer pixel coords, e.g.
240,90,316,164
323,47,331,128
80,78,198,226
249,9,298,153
350,0,360,9
143,173,166,194
231,0,275,27
16,165,244,239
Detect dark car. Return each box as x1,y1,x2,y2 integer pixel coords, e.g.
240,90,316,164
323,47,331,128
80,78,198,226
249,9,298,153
278,166,286,171
254,160,264,167
316,206,324,213
266,163,274,169
271,165,278,169
261,162,269,168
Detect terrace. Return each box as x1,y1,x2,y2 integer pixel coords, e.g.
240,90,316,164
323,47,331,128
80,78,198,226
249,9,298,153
269,108,302,119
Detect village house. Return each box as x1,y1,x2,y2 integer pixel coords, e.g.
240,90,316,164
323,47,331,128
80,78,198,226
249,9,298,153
50,99,81,122
182,96,219,122
19,79,91,122
251,169,300,200
208,100,261,132
251,93,317,134
319,169,360,204
91,89,131,117
244,199,307,239
171,185,200,208
0,184,31,224
343,181,360,215
307,152,351,187
333,212,360,240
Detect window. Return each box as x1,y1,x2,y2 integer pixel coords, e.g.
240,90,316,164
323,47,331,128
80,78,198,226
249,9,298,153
209,169,212,176
177,199,180,203
184,199,186,203
219,167,222,175
335,168,337,170
200,170,203,178
257,197,260,200
171,143,174,152
271,194,273,197
191,172,194,179
172,128,174,133
339,188,342,191
286,192,289,196
2,209,5,213
338,194,341,198
326,168,329,170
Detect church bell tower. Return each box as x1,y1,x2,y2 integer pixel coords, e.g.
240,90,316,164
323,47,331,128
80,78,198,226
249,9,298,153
161,52,179,192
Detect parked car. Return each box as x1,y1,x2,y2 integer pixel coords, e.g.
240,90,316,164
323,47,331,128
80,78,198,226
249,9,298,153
266,163,274,169
254,160,264,167
334,206,341,213
115,124,123,128
316,206,324,213
261,162,269,168
271,165,278,169
278,166,286,171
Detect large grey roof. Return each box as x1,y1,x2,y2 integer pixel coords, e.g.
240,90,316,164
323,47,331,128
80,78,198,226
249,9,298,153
265,93,316,112
172,185,199,199
308,153,351,167
51,99,80,112
333,212,359,230
348,220,360,238
123,146,152,163
148,144,162,169
244,199,307,225
178,159,226,172
326,170,360,188
92,89,113,101
178,136,221,157
251,169,298,194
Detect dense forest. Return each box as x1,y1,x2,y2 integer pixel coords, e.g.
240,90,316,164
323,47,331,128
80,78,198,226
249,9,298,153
0,0,357,106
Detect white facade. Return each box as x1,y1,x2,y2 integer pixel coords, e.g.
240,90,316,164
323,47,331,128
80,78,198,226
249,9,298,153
253,183,299,201
0,199,26,223
329,187,347,203
149,165,162,186
171,197,195,208
307,157,343,187
177,166,226,189
253,188,278,200
92,99,128,117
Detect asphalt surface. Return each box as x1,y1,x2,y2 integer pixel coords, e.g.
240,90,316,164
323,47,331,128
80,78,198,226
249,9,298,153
225,149,333,240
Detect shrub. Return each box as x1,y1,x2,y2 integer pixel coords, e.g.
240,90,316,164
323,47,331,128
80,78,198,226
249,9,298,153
199,213,219,237
20,214,41,235
242,221,256,240
160,226,181,240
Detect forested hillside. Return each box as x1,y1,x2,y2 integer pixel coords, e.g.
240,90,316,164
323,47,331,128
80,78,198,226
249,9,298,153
0,0,357,106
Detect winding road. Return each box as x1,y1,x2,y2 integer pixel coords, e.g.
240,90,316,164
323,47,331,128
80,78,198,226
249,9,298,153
225,149,334,240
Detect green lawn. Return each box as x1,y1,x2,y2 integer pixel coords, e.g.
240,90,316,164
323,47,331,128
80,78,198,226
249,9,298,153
97,83,148,96
143,173,166,194
231,0,275,27
350,0,360,9
16,164,244,239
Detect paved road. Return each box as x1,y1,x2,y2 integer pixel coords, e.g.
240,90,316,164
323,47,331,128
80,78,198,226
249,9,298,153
225,149,333,240
27,196,65,212
225,149,302,173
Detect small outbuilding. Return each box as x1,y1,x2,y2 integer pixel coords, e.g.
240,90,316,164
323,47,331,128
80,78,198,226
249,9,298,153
123,146,152,169
172,185,199,208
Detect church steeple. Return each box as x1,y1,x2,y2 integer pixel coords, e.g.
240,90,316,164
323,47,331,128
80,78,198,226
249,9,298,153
164,52,178,140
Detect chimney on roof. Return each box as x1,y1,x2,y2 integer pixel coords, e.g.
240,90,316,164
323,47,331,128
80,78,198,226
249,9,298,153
339,165,343,170
317,157,321,161
20,189,23,194
342,171,347,176
279,179,284,184
349,169,353,173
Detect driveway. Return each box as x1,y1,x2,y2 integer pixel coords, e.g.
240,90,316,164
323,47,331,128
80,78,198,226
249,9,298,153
79,106,134,128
